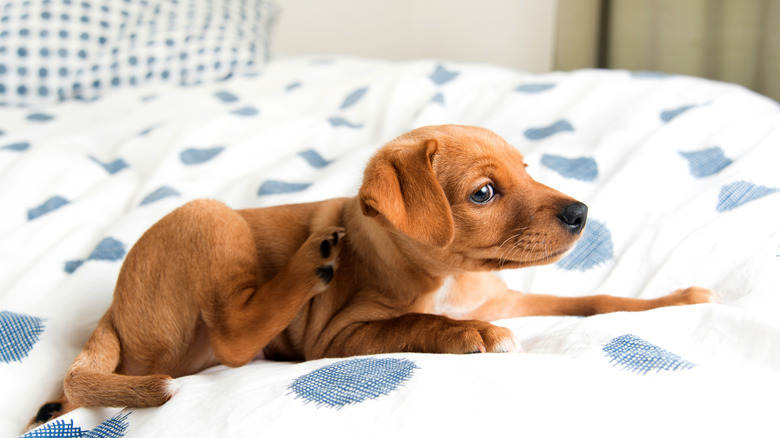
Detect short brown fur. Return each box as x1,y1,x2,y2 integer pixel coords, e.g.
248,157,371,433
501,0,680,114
30,125,715,428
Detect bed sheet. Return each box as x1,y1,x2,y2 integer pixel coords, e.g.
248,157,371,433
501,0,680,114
2,57,780,437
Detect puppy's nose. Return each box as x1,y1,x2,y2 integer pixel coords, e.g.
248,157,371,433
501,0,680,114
558,202,588,234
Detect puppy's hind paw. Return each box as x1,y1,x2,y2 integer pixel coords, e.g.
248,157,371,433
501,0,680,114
312,227,345,288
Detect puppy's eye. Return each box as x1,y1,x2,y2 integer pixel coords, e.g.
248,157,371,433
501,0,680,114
470,183,495,204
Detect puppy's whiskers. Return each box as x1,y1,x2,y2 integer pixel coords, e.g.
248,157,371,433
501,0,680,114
496,227,529,266
501,238,529,267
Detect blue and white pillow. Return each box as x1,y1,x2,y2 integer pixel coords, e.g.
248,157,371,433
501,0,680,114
0,0,279,107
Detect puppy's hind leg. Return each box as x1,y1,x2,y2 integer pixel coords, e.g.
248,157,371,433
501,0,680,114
204,225,345,368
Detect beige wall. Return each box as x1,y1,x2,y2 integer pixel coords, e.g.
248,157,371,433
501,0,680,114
271,0,779,101
272,0,559,73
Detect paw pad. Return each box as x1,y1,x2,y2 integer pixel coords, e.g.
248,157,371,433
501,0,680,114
319,231,342,259
315,266,334,284
313,229,344,286
319,239,331,259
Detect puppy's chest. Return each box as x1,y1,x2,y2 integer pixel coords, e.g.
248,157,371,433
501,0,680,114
421,275,486,320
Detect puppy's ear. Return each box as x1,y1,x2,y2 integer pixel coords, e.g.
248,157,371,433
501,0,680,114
359,138,454,247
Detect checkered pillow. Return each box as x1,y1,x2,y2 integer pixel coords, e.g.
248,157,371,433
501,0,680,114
0,0,279,108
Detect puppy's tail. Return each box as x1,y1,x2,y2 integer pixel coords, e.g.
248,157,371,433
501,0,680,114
63,315,178,409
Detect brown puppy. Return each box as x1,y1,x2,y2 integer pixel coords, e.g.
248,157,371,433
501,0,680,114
31,125,715,427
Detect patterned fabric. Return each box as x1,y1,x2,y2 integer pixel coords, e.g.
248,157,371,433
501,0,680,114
524,119,574,140
541,154,599,182
716,180,779,212
22,413,130,438
288,358,417,408
83,413,130,438
0,310,44,363
2,57,779,437
0,0,278,107
557,220,614,271
20,419,83,438
27,195,69,220
64,237,126,274
679,146,733,178
603,334,696,374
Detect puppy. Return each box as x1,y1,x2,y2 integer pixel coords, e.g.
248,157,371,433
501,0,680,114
31,125,715,427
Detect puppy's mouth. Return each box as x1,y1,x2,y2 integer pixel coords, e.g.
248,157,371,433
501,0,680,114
479,247,572,269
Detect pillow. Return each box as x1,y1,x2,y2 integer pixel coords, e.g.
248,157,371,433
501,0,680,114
0,0,279,108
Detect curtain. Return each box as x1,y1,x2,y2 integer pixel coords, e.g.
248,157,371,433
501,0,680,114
556,0,780,102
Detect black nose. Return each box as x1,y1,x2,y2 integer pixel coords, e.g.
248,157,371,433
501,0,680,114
558,202,588,234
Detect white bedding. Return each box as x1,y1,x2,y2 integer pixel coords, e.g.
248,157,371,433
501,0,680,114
2,56,780,437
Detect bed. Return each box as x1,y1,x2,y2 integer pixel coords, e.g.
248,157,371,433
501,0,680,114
3,1,780,437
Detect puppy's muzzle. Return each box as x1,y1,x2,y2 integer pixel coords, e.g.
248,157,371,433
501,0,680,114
558,202,588,235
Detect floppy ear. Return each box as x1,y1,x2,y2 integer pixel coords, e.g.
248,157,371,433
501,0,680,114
359,138,454,247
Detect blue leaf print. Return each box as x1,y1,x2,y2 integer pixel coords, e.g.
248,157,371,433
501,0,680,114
524,120,574,141
27,113,55,122
716,181,779,212
298,150,332,168
83,413,131,438
0,311,45,363
327,117,363,129
90,156,129,174
289,358,417,408
340,87,368,110
515,83,556,93
137,125,159,137
430,93,445,104
140,186,181,206
661,104,696,123
28,195,69,220
541,154,598,181
429,64,459,85
603,334,696,374
23,413,132,438
214,91,238,103
2,141,31,151
180,147,225,165
557,220,614,271
231,106,259,116
258,180,312,196
21,419,82,437
65,237,127,273
679,146,733,178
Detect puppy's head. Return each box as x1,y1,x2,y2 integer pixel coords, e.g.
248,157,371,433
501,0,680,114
359,125,587,270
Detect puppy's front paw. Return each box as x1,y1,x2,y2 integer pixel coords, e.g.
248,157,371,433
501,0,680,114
309,227,345,289
442,321,522,354
663,286,719,306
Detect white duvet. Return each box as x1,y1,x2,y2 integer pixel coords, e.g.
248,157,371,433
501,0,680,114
2,57,780,437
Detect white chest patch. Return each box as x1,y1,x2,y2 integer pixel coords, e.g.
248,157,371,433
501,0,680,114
431,276,462,318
